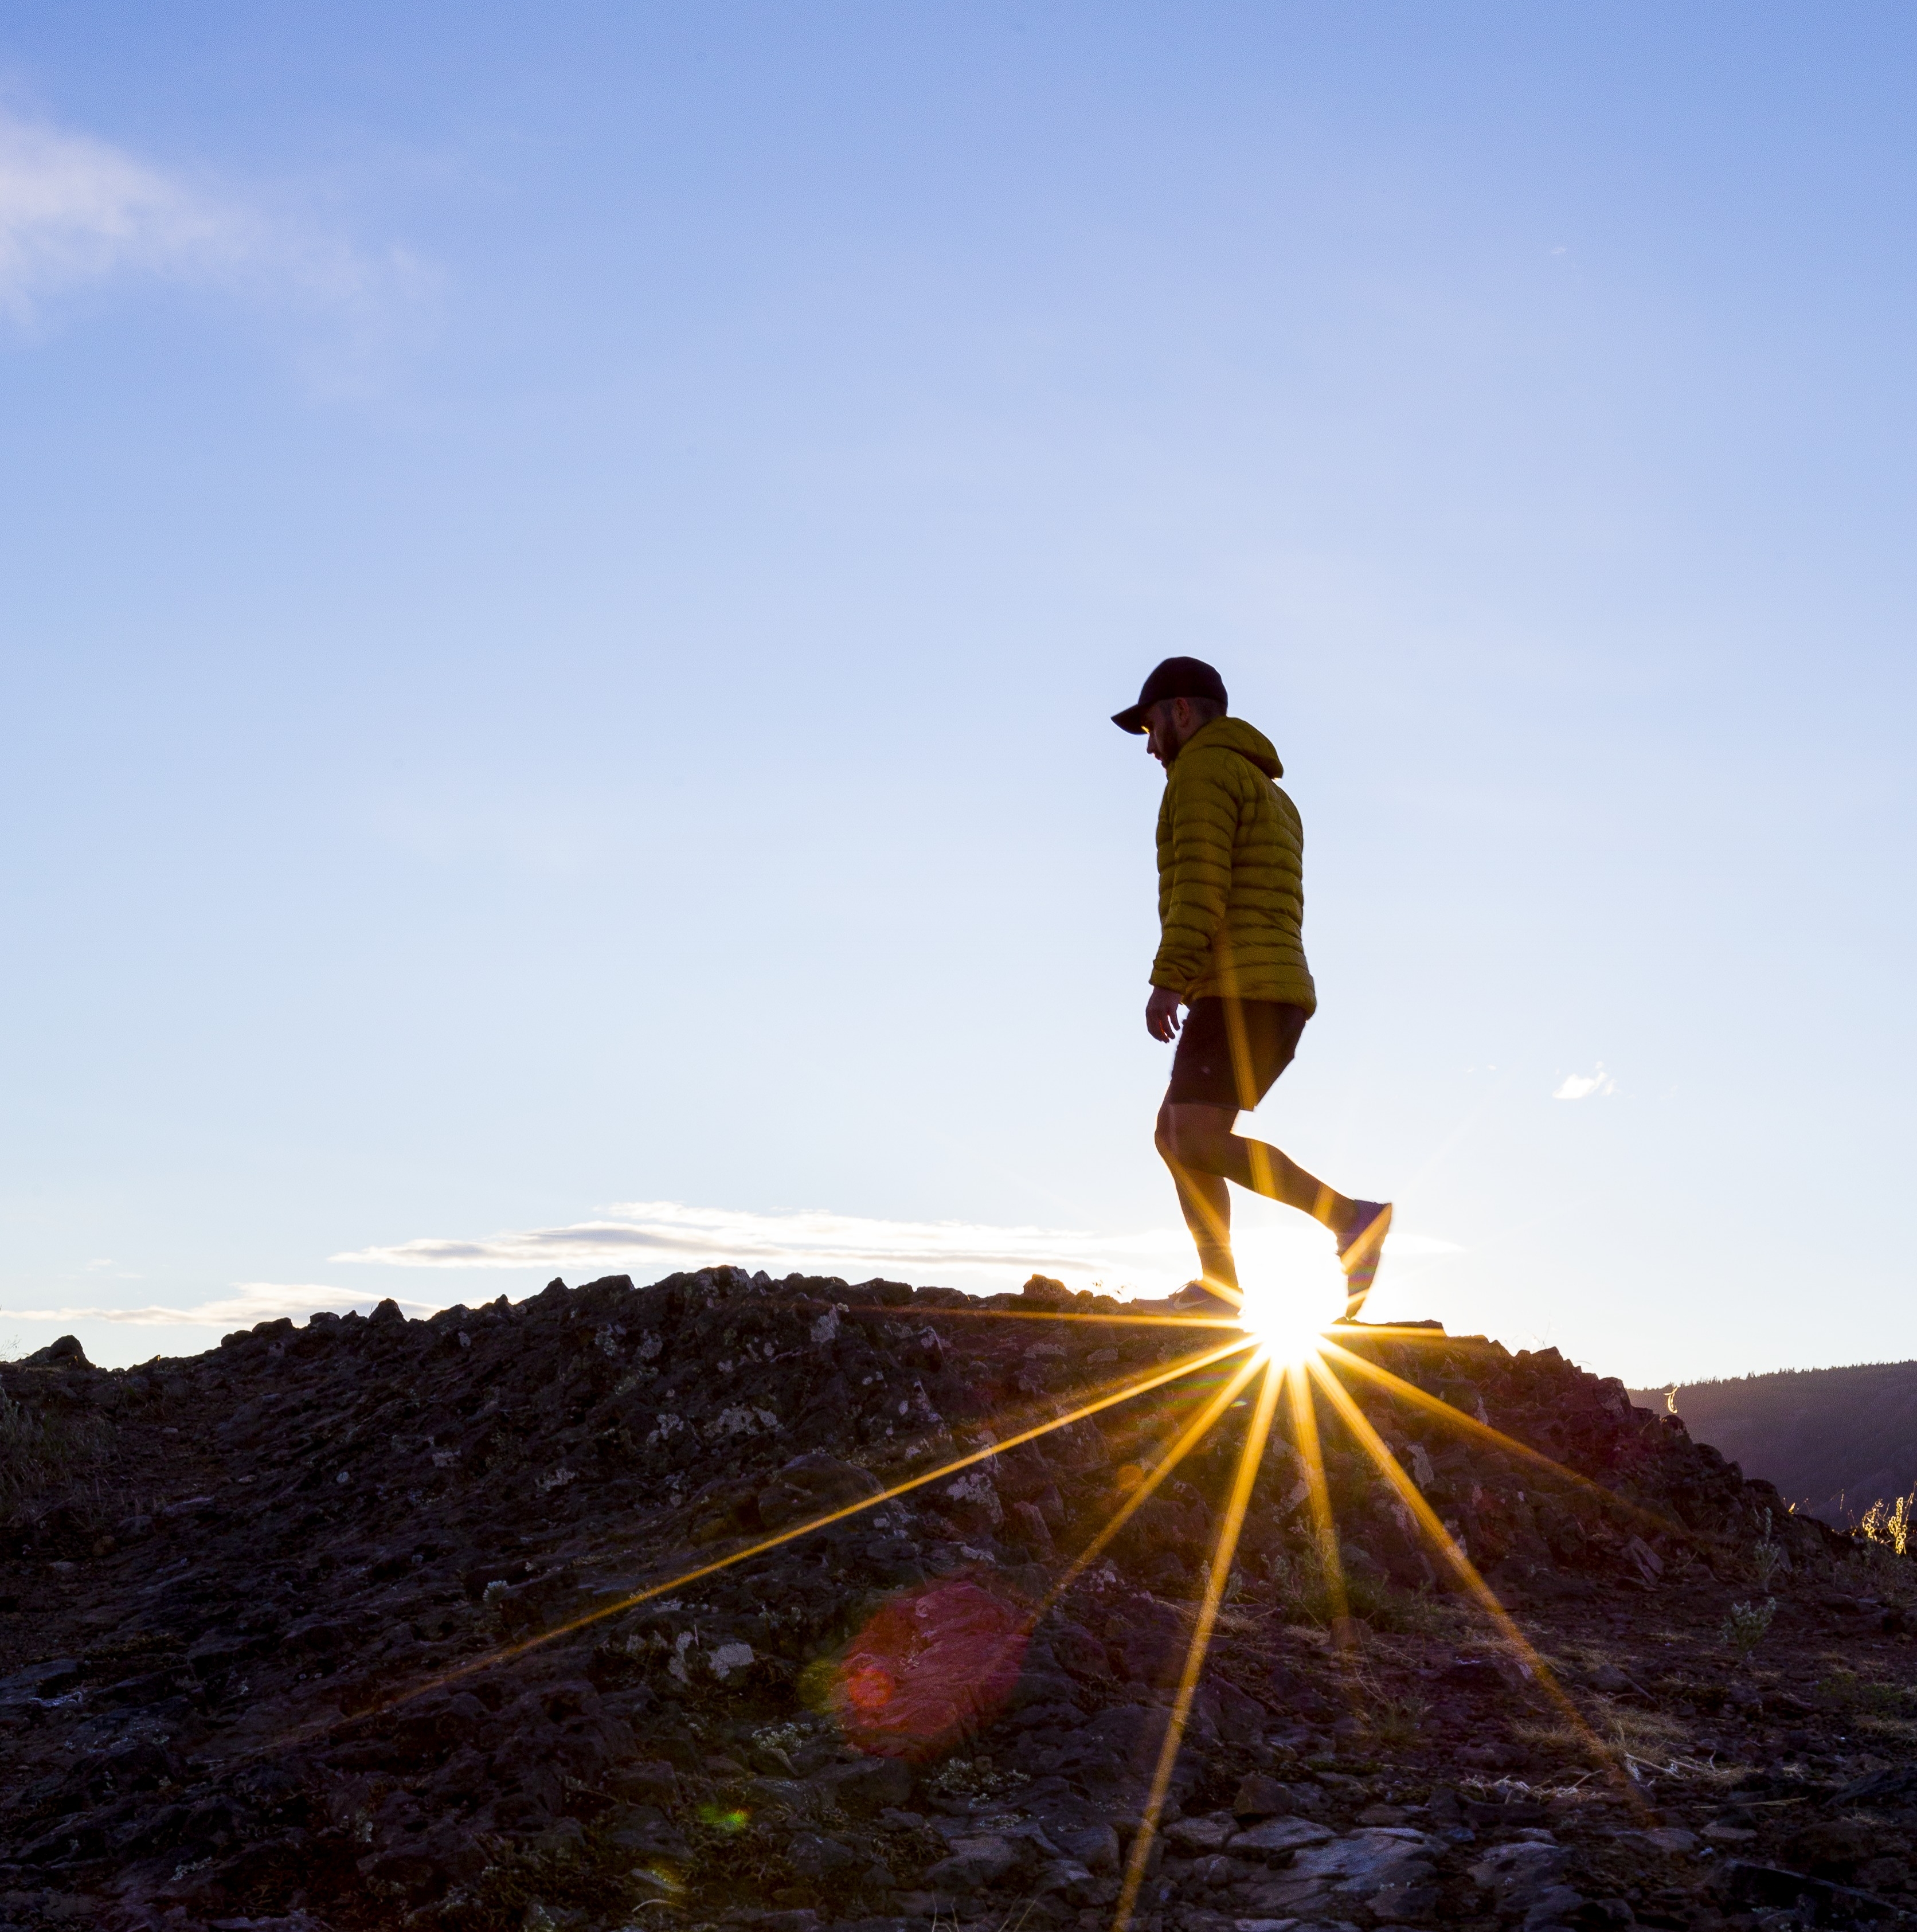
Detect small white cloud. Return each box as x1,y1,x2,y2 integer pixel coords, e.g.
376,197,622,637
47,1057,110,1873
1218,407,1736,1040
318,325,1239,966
0,108,423,333
1,1284,446,1328
1553,1064,1617,1101
0,112,262,316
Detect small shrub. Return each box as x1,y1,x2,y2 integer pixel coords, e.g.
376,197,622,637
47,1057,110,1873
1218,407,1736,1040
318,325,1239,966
1751,1509,1786,1589
1366,1690,1429,1747
926,1754,1029,1803
750,1718,813,1765
1720,1598,1776,1662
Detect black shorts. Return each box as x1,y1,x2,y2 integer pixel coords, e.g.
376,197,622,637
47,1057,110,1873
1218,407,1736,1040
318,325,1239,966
1165,997,1309,1110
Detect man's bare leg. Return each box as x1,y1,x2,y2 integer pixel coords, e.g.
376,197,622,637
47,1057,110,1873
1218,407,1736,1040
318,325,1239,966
1163,1158,1239,1301
1155,1100,1357,1290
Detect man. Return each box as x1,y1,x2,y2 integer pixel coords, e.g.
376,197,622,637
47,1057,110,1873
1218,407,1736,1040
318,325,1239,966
1112,656,1391,1321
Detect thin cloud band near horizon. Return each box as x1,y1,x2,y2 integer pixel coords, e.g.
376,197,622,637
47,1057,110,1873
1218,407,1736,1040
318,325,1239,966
329,1199,1187,1280
331,1199,1462,1281
3,1204,1461,1335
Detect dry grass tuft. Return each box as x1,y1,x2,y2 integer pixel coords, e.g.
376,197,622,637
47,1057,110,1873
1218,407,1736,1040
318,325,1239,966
0,1390,111,1515
1857,1491,1916,1558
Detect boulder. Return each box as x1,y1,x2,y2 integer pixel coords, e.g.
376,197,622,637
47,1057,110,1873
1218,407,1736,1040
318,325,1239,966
20,1334,88,1368
924,1833,1022,1892
756,1451,883,1531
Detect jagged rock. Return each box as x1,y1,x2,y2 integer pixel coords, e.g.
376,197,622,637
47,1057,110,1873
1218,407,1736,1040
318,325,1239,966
1229,1816,1336,1857
806,1753,914,1813
1785,1816,1880,1879
18,1333,88,1368
1239,1827,1439,1917
924,1831,1023,1890
1053,1821,1120,1871
1231,1770,1296,1818
1713,1857,1896,1921
757,1449,884,1530
1833,1763,1917,1806
1470,1837,1571,1904
1165,1812,1237,1851
787,1830,856,1879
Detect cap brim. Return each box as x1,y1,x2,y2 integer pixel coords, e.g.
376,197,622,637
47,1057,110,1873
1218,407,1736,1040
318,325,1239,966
1111,706,1148,734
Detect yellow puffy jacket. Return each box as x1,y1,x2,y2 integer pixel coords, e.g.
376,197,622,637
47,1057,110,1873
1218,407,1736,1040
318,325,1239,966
1151,717,1317,1012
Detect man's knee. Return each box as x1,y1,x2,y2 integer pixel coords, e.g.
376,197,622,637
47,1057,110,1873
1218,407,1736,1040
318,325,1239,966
1158,1102,1235,1170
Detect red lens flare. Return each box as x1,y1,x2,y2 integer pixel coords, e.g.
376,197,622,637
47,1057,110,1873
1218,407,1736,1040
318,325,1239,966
831,1578,1028,1760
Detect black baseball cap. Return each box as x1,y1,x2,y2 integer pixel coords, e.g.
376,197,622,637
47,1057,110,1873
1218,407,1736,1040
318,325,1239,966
1110,656,1229,734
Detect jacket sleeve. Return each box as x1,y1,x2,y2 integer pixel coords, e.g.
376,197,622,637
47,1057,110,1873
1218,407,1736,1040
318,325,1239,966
1151,752,1238,993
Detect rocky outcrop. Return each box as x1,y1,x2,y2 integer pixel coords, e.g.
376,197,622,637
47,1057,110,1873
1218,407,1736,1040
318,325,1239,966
0,1267,1910,1930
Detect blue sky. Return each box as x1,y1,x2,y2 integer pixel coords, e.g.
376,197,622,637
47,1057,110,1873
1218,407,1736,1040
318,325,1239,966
2,5,1912,1384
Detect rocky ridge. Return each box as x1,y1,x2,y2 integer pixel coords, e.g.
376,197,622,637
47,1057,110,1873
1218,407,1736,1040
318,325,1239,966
1,1268,1914,1932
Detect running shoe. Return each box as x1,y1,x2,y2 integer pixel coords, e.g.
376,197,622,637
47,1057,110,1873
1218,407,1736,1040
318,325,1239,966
1170,1278,1242,1317
1336,1201,1393,1320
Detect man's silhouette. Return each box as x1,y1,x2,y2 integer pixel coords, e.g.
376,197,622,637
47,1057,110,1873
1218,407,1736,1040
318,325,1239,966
1113,656,1391,1319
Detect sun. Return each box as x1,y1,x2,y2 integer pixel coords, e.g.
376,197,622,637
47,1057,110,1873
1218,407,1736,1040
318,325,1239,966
1233,1282,1334,1363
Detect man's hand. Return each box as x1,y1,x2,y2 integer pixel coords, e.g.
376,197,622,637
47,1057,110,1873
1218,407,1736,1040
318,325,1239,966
1145,985,1184,1043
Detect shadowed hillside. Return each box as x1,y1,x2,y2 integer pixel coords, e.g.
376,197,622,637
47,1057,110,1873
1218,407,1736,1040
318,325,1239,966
1629,1362,1917,1525
3,1271,1915,1931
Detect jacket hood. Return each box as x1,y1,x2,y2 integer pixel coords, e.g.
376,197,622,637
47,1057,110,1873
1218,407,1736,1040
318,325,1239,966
1183,715,1283,779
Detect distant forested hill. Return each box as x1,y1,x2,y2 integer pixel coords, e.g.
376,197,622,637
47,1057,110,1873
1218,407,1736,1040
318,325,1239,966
1628,1361,1917,1526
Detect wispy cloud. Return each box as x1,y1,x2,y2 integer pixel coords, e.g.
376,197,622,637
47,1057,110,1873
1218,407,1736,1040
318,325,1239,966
1,1284,445,1329
1553,1065,1617,1101
0,108,420,328
335,1200,1183,1285
334,1199,1464,1301
1,1205,1465,1337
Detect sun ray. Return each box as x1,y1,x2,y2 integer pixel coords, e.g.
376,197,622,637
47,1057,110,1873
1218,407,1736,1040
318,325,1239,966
854,1303,1247,1331
1328,1322,1457,1343
1285,1355,1351,1644
1114,1354,1284,1932
1073,1356,1262,1471
907,1342,1257,1493
1319,1337,1697,1546
1040,1351,1268,1602
1305,1355,1634,1790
